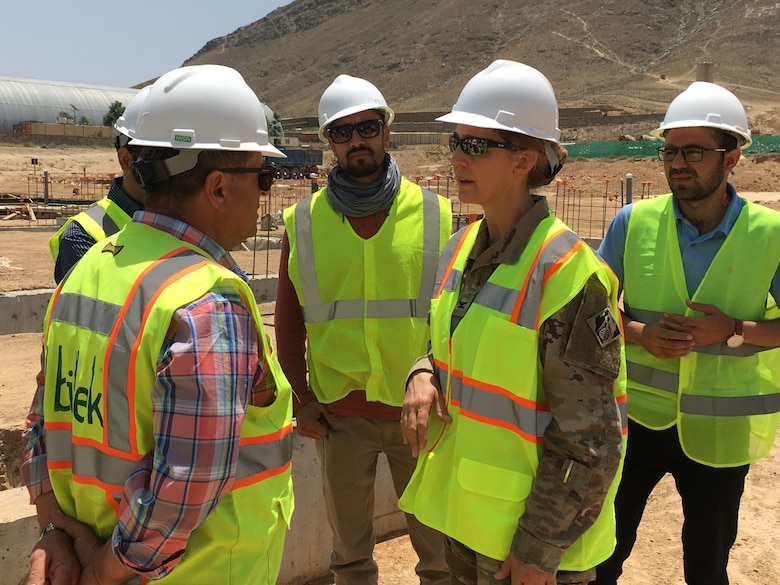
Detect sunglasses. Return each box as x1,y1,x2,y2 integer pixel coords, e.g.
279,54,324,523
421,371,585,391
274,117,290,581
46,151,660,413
220,166,276,191
327,119,384,144
657,146,728,163
449,135,520,157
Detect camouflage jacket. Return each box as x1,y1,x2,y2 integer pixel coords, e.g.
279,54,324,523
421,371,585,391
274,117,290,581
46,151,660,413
412,196,623,576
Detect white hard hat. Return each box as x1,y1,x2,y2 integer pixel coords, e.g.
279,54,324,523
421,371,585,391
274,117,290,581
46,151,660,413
437,60,560,143
651,81,751,149
113,85,151,147
317,74,395,142
130,65,285,160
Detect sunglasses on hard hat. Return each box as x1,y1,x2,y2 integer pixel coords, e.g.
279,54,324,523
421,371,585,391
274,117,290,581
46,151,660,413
449,135,523,157
220,166,276,191
327,119,384,144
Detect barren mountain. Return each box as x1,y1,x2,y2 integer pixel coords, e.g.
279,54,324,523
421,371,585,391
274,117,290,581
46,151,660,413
176,0,780,127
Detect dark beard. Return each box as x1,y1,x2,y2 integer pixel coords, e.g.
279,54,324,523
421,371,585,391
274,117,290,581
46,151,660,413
669,156,726,202
343,157,383,179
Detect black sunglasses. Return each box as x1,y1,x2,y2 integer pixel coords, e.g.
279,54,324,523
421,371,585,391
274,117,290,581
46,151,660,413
449,135,521,157
657,146,728,163
327,119,384,144
220,166,276,191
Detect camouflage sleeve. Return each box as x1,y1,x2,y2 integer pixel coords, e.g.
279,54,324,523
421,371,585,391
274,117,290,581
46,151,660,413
510,275,624,574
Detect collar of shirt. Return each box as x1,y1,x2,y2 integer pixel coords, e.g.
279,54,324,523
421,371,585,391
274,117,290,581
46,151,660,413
469,195,551,270
671,183,745,245
132,210,242,276
107,177,144,217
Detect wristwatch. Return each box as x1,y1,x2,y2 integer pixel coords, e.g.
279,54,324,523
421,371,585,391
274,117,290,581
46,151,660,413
39,521,58,540
726,318,744,348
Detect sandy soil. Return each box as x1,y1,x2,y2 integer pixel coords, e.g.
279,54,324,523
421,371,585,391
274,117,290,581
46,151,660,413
1,143,779,583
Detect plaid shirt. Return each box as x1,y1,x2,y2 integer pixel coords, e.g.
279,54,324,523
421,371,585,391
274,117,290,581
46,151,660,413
23,211,273,579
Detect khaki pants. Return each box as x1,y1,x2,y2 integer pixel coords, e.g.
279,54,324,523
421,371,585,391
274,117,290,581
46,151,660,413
445,538,594,585
316,413,449,585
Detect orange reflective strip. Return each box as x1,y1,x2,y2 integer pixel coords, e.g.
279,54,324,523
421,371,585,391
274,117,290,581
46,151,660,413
48,460,72,470
240,423,294,446
436,222,478,298
126,255,211,451
450,398,544,444
101,246,208,452
232,459,292,490
70,473,122,514
71,434,141,462
511,225,569,324
448,366,548,412
46,421,72,431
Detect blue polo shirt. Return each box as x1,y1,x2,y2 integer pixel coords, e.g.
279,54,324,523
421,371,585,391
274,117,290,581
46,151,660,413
598,183,780,301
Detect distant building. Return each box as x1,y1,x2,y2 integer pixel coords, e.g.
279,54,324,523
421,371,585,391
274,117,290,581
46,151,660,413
0,76,140,133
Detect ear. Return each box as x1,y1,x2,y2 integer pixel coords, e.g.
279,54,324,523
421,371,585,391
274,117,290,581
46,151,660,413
203,170,228,213
512,149,538,176
724,148,741,173
116,147,134,174
383,124,391,148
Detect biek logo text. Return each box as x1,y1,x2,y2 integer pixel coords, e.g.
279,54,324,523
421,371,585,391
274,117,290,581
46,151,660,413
53,346,104,427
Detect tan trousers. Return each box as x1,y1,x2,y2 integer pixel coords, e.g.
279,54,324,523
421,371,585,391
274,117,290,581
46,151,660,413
445,538,594,585
316,413,449,585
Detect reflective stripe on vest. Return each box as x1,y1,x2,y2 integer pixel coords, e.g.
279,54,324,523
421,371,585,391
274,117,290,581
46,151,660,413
49,249,207,456
49,197,129,261
400,215,627,567
46,246,293,489
437,223,593,329
294,188,441,323
623,194,780,465
46,426,293,487
83,204,121,237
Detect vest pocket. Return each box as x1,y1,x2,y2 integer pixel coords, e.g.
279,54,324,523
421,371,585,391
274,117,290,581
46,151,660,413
457,457,533,502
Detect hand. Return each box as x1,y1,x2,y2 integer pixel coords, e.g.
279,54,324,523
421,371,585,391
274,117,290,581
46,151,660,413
494,555,556,585
51,509,135,585
294,400,329,439
630,318,694,358
401,371,450,457
660,300,735,346
26,526,80,585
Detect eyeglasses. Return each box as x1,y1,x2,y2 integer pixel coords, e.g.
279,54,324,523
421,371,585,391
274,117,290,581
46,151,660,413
449,135,520,157
327,119,384,143
657,146,728,162
220,166,276,191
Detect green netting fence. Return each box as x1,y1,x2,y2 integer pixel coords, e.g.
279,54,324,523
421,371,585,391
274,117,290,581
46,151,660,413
565,135,780,159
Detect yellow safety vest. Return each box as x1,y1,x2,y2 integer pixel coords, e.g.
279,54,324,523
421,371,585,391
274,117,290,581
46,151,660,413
284,179,452,405
623,195,780,466
43,220,294,584
49,196,131,260
399,217,627,568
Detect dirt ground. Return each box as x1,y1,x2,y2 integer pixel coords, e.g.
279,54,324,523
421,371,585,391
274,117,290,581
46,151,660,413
1,143,779,583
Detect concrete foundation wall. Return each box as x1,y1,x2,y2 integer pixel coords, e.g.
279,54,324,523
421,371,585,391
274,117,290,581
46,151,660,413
0,433,406,585
0,276,280,336
0,275,408,583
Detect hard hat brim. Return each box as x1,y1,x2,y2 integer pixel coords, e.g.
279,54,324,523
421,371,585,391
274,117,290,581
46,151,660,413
436,110,559,143
650,122,752,149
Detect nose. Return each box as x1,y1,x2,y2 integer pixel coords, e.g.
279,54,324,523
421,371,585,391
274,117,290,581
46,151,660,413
450,143,470,168
670,149,688,166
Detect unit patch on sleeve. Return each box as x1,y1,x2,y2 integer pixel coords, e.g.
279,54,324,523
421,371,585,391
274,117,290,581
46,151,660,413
587,307,621,348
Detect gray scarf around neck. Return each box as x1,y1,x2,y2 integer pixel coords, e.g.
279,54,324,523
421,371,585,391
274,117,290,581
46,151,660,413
326,153,401,217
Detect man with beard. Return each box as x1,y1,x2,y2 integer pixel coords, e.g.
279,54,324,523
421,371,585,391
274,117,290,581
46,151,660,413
593,82,780,585
275,74,451,585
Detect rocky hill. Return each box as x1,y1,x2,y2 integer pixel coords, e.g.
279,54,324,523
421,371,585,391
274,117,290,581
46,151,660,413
174,0,780,131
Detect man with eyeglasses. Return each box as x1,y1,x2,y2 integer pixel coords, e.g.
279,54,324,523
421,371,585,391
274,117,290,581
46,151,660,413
594,82,780,585
22,65,294,585
275,74,451,585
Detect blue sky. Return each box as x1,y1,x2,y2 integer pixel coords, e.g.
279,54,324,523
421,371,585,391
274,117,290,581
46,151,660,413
1,0,293,88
